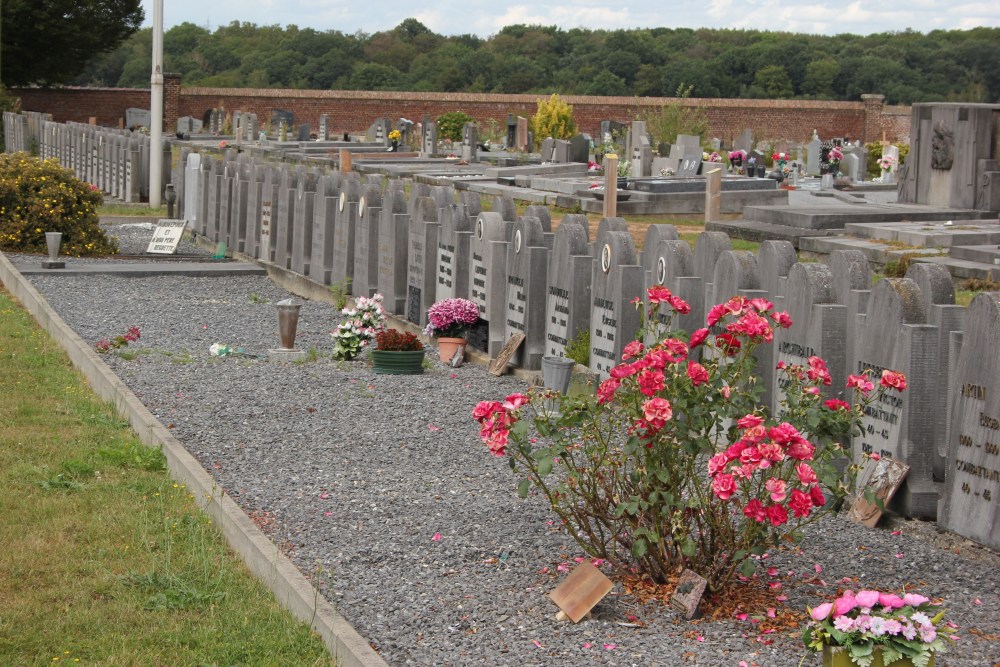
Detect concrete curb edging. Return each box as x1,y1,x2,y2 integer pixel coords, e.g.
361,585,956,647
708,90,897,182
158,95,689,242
0,251,389,667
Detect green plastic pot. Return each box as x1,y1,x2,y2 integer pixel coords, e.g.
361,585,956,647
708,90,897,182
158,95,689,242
371,349,425,375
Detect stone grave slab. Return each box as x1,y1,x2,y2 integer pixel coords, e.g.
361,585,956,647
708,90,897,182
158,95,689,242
544,214,591,358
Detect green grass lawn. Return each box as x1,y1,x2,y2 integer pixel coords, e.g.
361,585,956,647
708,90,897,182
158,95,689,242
0,288,334,666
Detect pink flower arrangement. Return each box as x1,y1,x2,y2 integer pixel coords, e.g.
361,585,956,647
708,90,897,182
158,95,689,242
804,589,957,665
424,298,480,338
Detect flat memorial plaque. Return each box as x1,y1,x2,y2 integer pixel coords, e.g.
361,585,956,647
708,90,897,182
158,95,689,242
848,457,910,528
548,561,613,623
146,219,188,254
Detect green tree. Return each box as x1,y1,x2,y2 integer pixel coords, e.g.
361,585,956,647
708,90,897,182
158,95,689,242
802,58,840,98
530,93,576,147
1,0,144,86
586,70,628,96
752,65,795,98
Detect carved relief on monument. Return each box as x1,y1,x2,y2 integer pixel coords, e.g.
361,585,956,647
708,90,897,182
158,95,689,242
931,120,954,170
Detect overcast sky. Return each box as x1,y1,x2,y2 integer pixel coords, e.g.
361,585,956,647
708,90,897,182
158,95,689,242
141,0,1000,38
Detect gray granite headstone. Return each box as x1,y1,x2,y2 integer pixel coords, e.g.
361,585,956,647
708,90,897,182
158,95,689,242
291,170,317,276
648,239,701,336
353,183,383,298
589,227,644,378
243,163,266,259
230,163,251,253
733,129,752,154
377,188,410,315
544,215,591,358
806,131,821,176
469,212,509,357
308,173,341,285
540,137,555,163
641,225,679,287
693,232,732,325
772,262,847,412
258,166,277,262
553,140,570,164
938,292,1000,550
274,166,299,270
183,153,202,229
505,216,549,370
331,175,361,291
435,201,473,301
406,196,441,327
569,134,590,164
851,278,941,519
828,250,872,382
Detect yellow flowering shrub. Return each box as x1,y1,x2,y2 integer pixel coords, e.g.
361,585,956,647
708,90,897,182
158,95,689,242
0,152,117,256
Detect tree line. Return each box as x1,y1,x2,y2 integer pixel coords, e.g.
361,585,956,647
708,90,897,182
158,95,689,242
8,10,1000,105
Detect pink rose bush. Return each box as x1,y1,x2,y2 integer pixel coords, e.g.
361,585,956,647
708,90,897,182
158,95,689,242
804,589,956,666
473,287,907,592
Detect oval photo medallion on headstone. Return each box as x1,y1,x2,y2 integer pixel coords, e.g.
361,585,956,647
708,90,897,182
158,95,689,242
601,244,612,274
514,229,522,254
656,257,667,285
359,196,366,219
339,191,346,212
476,218,484,240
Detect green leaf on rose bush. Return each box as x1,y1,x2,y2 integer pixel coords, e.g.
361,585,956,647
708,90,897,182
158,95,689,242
740,558,756,577
517,478,530,498
633,538,648,558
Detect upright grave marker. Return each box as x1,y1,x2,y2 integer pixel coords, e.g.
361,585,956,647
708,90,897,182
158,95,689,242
309,173,341,285
939,293,1000,550
504,216,549,370
291,170,317,276
406,196,441,327
544,215,591,358
589,227,643,378
468,212,509,357
331,175,361,291
354,183,384,298
377,188,410,315
852,278,940,518
435,201,473,301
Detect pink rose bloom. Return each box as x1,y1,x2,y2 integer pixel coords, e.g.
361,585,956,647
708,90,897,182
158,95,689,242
708,452,729,476
610,362,639,379
824,398,850,411
796,462,818,486
768,422,801,445
902,593,929,607
597,377,620,404
737,414,764,429
834,594,858,616
472,400,503,422
502,393,529,410
855,590,880,609
765,478,787,502
743,424,767,444
687,361,709,386
804,386,820,395
847,373,874,395
787,438,816,461
642,397,672,423
743,498,766,522
765,503,788,526
739,446,762,466
668,295,691,314
637,369,666,397
758,442,785,463
689,328,709,348
810,602,834,621
789,488,813,517
725,441,745,461
880,369,908,391
712,473,737,500
720,385,732,399
809,485,827,507
663,337,689,359
706,303,728,326
771,310,793,328
621,340,645,360
749,297,773,312
725,296,748,314
647,285,671,303
879,593,905,609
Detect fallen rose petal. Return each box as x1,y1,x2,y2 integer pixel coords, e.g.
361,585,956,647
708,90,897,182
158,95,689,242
814,563,823,574
768,581,782,589
538,567,549,574
735,612,748,621
450,373,458,379
428,424,442,431
574,556,586,563
591,558,605,567
895,553,904,558
582,642,592,649
557,563,570,572
974,598,982,605
532,640,542,649
324,511,332,516
767,567,778,577
766,608,776,618
319,493,330,500
696,635,704,642
432,532,442,541
891,530,902,535
603,643,617,650
776,595,788,602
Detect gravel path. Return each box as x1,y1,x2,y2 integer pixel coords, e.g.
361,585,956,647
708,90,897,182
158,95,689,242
8,222,1000,666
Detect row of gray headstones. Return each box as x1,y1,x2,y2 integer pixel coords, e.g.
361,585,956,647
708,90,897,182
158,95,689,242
21,118,170,204
175,150,999,555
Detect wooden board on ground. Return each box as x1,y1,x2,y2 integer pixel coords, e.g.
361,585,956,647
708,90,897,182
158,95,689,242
488,333,525,376
670,569,707,620
848,457,910,528
548,561,614,623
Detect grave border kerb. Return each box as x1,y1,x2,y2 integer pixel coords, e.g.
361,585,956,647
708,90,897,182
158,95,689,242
0,249,389,667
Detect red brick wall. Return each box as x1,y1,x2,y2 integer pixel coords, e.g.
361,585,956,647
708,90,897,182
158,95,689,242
10,85,910,145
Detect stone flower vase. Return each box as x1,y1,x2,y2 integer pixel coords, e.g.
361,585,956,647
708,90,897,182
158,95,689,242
541,356,575,395
276,301,302,350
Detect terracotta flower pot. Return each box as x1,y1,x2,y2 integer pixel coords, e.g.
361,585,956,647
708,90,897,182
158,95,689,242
437,337,467,365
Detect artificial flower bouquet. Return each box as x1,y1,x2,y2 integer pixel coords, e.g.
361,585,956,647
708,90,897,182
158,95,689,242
703,151,723,162
728,149,746,166
423,298,480,339
331,293,386,360
772,151,789,168
879,155,896,172
804,589,957,666
388,129,401,141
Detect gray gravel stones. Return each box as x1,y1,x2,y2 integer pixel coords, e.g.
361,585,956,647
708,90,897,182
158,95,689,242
12,222,1000,666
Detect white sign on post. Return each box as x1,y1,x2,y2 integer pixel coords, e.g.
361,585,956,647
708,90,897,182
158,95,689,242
146,219,188,254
